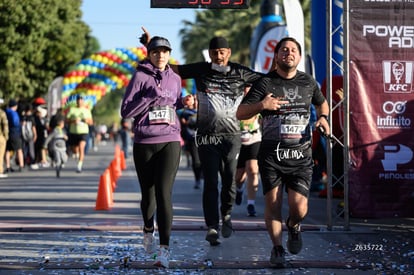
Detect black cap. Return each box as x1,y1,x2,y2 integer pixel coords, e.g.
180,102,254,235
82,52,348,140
8,99,17,107
147,36,172,52
209,36,229,49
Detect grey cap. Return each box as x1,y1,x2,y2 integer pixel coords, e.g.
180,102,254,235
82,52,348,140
147,36,172,52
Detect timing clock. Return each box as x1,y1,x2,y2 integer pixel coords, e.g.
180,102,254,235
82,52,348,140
151,0,249,9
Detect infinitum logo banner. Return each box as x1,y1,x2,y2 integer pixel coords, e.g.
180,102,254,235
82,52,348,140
377,101,412,129
383,61,413,93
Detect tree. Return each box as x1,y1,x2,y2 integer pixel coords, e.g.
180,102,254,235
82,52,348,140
301,0,311,55
0,0,97,101
179,0,310,66
179,1,261,66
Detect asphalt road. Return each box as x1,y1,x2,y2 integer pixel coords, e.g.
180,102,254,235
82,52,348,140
0,142,412,274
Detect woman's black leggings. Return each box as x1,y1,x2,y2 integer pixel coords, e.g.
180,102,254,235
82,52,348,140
133,141,181,246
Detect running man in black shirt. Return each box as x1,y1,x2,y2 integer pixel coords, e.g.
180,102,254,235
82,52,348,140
174,37,263,246
237,37,330,266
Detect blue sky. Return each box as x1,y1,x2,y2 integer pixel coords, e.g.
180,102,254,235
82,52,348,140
81,0,196,62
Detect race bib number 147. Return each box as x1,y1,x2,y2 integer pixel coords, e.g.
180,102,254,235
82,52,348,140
148,106,176,125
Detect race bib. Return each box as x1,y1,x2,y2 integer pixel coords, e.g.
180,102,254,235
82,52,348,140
148,106,175,125
280,124,306,139
240,130,252,142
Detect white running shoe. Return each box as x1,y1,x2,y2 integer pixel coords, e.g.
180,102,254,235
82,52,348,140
143,232,156,254
153,247,170,268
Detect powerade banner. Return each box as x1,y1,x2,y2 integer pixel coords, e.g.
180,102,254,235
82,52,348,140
348,0,414,218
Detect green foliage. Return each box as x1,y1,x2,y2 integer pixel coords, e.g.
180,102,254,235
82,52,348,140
0,0,98,102
179,0,310,65
92,89,124,126
301,0,311,54
179,0,261,65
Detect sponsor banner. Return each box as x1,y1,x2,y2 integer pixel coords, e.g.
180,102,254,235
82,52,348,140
283,0,305,72
251,0,304,73
349,1,414,218
47,76,63,118
311,0,344,83
252,26,288,73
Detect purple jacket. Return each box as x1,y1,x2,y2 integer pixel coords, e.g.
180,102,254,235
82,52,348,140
121,60,183,144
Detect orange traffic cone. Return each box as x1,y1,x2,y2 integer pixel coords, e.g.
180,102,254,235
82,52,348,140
114,145,121,159
111,157,122,180
120,150,127,170
109,162,117,191
95,169,113,210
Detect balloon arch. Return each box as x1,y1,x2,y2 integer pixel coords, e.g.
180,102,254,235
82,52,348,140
61,47,184,109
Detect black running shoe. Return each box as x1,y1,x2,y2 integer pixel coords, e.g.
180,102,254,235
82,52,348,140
205,228,221,246
235,190,243,205
286,217,303,254
247,204,257,217
221,215,234,238
270,245,286,266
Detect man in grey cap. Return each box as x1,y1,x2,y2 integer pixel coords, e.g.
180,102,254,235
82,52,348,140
140,29,264,246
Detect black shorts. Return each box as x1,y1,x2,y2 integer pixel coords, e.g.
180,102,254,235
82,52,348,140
258,142,313,197
6,134,23,151
237,141,260,168
68,133,89,146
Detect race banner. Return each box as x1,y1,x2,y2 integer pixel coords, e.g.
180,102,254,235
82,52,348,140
47,76,63,118
250,0,304,73
348,0,414,218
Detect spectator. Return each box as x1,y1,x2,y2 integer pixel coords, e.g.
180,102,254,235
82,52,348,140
118,118,132,159
5,99,24,172
177,94,202,189
0,98,9,178
33,105,49,168
21,104,38,169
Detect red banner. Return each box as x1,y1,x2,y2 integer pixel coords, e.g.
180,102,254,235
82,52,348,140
349,1,414,218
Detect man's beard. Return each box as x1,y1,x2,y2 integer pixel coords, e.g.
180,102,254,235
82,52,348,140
277,61,296,73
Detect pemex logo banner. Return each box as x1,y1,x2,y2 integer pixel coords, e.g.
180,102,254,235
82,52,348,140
349,1,414,218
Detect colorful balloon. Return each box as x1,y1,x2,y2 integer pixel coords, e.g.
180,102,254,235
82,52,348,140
62,47,148,107
62,47,183,109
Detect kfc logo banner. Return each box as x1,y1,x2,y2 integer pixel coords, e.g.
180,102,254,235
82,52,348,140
383,61,413,93
349,1,414,218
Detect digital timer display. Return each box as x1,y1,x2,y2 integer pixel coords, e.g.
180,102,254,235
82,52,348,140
151,0,249,9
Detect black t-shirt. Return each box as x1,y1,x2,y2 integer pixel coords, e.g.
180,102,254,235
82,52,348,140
241,70,326,148
177,62,263,135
